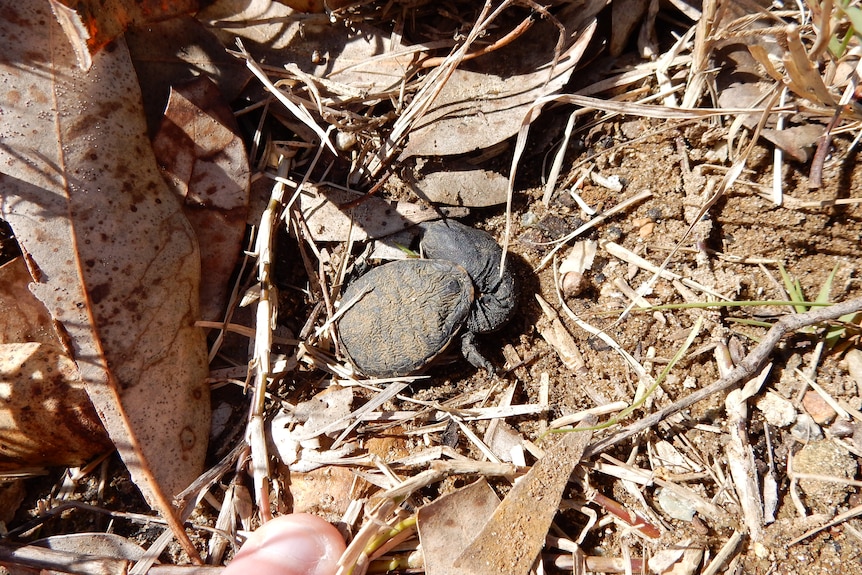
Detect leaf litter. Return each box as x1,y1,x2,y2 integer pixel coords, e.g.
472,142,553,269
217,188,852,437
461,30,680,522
2,0,862,574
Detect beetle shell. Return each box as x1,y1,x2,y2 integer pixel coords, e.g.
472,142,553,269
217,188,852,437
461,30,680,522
338,259,474,377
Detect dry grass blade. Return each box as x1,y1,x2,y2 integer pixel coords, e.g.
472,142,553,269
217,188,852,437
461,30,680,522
232,40,335,153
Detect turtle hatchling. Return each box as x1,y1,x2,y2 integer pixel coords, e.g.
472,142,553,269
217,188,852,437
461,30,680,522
337,220,518,378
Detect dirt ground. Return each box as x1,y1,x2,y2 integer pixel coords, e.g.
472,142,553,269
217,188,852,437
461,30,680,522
303,116,862,573
436,121,862,572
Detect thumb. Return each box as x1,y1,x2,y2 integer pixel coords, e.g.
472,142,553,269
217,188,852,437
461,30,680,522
222,514,346,575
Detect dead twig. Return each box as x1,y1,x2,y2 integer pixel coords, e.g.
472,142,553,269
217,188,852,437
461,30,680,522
584,296,862,457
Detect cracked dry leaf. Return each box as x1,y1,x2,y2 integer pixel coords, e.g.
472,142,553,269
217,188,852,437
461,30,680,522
0,0,209,542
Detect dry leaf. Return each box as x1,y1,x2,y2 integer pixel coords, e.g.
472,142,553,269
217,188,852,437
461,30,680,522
200,1,412,97
406,166,509,207
0,258,58,346
0,258,111,469
299,184,467,242
400,7,599,160
455,419,595,575
48,0,198,69
126,17,252,134
7,532,147,575
153,77,250,322
0,342,112,469
610,0,650,57
416,479,501,575
536,295,587,373
0,1,209,552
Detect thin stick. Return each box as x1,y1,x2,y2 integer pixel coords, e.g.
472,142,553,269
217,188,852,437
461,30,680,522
584,296,862,457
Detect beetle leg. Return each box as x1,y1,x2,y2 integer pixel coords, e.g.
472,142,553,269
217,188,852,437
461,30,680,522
460,331,496,376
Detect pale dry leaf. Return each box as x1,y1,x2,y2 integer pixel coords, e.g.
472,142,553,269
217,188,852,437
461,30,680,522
300,184,462,242
0,0,209,545
32,532,146,563
400,6,600,160
152,76,250,322
126,16,252,134
406,167,509,207
455,418,595,575
559,240,597,275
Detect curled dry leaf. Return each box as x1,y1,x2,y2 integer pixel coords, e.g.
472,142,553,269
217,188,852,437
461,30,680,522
0,0,209,545
48,0,198,69
152,76,250,322
0,342,113,470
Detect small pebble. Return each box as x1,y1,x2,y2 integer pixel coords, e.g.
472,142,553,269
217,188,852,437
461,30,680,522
638,221,655,238
520,211,539,228
790,413,823,441
656,487,697,522
846,348,862,387
606,226,623,241
802,390,837,425
829,418,856,438
560,272,586,297
755,391,796,427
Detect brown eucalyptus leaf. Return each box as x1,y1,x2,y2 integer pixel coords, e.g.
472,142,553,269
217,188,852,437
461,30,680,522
416,479,501,575
0,0,209,547
0,257,57,346
152,77,250,322
126,17,251,135
455,418,595,575
199,1,415,99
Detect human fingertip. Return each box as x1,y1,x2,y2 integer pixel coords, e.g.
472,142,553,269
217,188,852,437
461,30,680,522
222,513,346,575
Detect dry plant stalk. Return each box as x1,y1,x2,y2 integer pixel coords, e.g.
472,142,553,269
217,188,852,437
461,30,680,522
586,296,862,457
